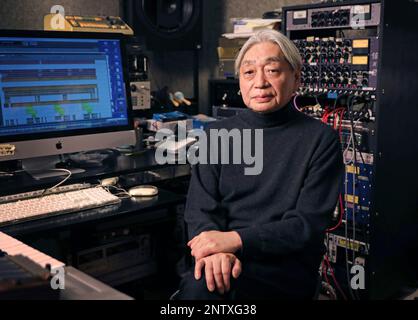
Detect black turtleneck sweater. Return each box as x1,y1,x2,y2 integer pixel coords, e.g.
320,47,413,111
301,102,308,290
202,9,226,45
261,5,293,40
184,102,344,296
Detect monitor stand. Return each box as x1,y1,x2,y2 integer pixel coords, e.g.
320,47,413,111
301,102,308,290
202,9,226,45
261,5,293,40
0,159,22,176
22,155,85,180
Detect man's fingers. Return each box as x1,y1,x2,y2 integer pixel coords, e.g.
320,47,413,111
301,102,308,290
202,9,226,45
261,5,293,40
191,244,203,258
213,260,225,295
232,258,242,279
194,259,205,280
205,262,215,292
188,237,200,250
190,239,203,257
221,256,232,292
187,234,200,246
188,233,205,247
188,231,209,247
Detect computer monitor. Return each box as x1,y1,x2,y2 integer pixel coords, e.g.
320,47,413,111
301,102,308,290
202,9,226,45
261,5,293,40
0,30,135,175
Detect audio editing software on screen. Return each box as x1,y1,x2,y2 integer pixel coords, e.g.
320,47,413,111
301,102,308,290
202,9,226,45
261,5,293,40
0,37,129,137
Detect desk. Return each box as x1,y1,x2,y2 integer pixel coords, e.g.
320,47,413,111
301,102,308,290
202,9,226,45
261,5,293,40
0,149,190,298
0,188,187,297
0,188,186,237
62,266,133,300
0,148,189,197
0,148,189,237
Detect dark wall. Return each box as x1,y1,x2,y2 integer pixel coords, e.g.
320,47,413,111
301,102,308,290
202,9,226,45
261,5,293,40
0,0,313,115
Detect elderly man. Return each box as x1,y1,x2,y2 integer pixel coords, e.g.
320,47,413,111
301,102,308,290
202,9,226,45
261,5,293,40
177,29,344,299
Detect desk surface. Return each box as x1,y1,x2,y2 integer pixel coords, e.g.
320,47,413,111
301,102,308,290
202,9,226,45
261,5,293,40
0,148,188,237
0,148,180,196
0,189,185,237
0,149,188,299
62,266,133,300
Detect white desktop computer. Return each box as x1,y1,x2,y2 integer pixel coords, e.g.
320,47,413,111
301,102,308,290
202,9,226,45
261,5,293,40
0,30,136,177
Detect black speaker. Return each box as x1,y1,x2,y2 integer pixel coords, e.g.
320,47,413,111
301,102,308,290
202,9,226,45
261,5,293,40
125,0,202,51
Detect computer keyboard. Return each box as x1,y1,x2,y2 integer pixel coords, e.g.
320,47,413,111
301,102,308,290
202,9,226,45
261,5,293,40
0,183,92,204
0,186,121,225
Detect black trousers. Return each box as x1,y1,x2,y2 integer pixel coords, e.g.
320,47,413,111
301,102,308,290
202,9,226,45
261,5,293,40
176,269,315,300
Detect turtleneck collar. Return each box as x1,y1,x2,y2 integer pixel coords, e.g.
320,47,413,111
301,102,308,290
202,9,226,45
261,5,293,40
238,100,299,128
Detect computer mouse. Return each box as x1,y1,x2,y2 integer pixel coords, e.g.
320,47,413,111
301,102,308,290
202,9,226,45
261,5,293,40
128,185,158,197
101,177,119,186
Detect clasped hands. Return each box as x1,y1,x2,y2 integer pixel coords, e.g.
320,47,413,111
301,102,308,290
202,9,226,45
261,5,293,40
187,230,243,295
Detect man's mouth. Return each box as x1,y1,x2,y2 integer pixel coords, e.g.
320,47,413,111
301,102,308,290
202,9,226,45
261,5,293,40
253,95,274,103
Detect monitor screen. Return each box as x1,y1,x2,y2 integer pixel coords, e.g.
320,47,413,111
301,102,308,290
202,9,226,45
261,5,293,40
0,30,135,163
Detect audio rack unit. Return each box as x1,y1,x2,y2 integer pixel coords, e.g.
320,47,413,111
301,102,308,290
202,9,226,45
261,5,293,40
286,3,381,31
283,0,418,300
296,36,379,94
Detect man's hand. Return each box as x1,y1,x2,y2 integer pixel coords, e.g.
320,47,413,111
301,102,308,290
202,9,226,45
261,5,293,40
188,231,243,260
194,253,242,295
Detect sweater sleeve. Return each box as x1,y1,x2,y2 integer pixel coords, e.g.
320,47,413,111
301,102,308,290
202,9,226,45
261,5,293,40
236,130,344,260
184,161,227,240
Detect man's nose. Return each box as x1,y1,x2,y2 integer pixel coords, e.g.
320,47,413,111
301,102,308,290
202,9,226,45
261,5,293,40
254,70,270,88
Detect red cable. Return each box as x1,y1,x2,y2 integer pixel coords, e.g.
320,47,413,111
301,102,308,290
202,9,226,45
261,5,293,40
339,109,345,135
324,255,348,300
321,111,327,122
332,108,345,131
327,194,344,232
322,112,348,300
322,109,331,124
322,259,331,287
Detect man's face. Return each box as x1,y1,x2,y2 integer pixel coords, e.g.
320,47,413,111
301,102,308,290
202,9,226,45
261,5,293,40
239,41,300,113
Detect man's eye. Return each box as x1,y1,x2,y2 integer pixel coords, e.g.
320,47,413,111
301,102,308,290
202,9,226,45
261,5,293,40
266,69,279,74
244,70,254,75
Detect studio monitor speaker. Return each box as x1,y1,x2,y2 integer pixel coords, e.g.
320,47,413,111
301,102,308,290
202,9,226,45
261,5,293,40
124,0,202,51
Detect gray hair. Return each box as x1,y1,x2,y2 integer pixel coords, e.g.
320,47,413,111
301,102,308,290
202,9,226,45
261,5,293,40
235,29,302,75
